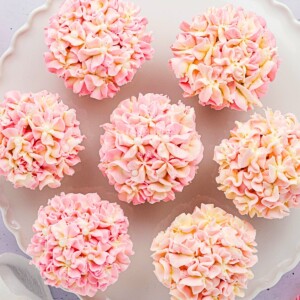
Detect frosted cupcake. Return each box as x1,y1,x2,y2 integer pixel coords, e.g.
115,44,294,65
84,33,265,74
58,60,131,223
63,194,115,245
27,193,134,297
45,0,154,100
151,204,257,300
170,5,279,111
99,93,204,205
0,91,84,190
214,109,300,219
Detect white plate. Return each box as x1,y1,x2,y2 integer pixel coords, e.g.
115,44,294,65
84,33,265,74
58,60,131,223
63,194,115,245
0,0,299,299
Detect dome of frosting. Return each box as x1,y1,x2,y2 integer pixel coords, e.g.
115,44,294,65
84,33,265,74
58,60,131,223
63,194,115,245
214,109,300,219
0,90,84,190
170,5,279,111
27,193,134,297
99,93,204,205
45,0,154,100
151,204,257,300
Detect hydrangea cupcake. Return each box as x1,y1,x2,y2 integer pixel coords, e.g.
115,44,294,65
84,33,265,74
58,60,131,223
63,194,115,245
170,5,279,111
151,204,257,300
27,193,134,297
0,91,84,190
214,109,300,219
45,0,154,100
99,93,204,205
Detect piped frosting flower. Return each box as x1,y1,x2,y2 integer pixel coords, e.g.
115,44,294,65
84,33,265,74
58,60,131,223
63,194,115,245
45,0,153,100
27,193,134,297
214,109,300,219
0,91,84,190
99,93,204,205
151,204,257,300
170,5,279,111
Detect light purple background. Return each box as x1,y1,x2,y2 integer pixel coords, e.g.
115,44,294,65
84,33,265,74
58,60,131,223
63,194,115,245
0,1,299,299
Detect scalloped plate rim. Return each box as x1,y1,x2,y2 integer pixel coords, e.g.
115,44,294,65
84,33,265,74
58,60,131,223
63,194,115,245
0,1,299,300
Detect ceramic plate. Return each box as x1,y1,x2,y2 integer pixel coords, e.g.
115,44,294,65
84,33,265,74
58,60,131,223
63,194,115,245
0,0,300,299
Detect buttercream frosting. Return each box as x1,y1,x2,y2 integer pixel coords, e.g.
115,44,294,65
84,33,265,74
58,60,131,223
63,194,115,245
214,109,300,219
0,91,84,190
170,5,279,111
151,204,257,300
99,93,204,204
27,193,134,297
45,0,154,100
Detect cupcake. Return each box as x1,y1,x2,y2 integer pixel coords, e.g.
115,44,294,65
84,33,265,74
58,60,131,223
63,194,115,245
99,93,204,205
214,109,300,219
45,0,154,100
151,204,257,300
0,91,84,190
27,193,134,297
170,5,279,111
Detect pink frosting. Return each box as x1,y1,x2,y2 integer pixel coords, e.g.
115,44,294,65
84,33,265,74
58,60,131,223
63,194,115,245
151,204,257,300
27,193,134,297
99,93,204,205
214,109,300,219
0,91,84,190
45,0,153,100
170,5,279,111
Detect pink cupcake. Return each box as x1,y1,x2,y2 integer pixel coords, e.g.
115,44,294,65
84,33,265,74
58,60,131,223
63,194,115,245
214,109,300,219
170,5,279,111
45,0,154,100
151,204,257,300
0,91,84,190
27,193,134,297
99,93,204,205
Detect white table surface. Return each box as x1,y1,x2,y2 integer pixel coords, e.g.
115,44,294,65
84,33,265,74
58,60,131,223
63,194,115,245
0,1,299,299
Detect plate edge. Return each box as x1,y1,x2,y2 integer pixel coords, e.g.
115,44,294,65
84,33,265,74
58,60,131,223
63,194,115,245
0,0,52,79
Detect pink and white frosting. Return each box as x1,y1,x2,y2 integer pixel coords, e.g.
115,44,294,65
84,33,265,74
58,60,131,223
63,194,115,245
170,5,279,111
0,91,84,190
27,193,134,297
45,0,153,100
214,109,300,219
151,204,257,300
99,93,204,205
